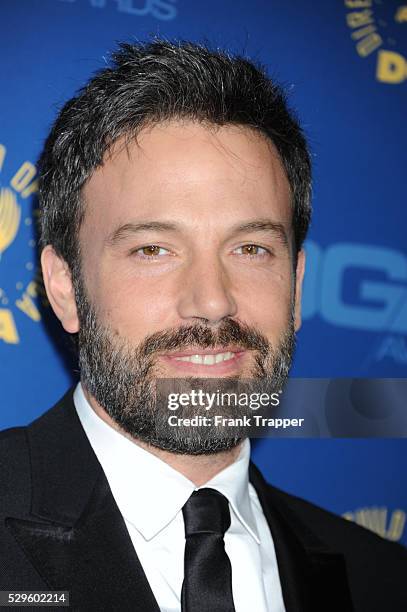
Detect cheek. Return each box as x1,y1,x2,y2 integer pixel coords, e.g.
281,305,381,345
95,270,179,338
235,267,294,332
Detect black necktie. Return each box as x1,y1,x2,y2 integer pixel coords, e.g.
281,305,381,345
181,488,236,612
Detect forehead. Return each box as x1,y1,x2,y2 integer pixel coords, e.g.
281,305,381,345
81,120,292,235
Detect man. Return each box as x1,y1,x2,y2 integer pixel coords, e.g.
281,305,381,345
0,40,405,611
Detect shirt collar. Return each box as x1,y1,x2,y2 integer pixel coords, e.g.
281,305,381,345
74,382,259,544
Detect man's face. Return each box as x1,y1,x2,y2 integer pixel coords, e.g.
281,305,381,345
79,120,301,362
45,120,305,453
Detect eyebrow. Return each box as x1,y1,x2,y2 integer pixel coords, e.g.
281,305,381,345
106,218,289,248
106,221,179,246
228,219,289,247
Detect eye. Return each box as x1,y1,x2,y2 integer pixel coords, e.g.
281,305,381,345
132,245,170,259
234,244,271,257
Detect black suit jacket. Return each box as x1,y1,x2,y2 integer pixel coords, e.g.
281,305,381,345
0,389,406,611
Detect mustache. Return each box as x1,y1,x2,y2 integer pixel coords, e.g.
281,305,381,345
137,318,270,358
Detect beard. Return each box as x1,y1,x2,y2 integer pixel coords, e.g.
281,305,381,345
75,275,296,455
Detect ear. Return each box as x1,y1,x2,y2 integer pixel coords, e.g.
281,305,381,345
41,245,79,333
293,249,306,332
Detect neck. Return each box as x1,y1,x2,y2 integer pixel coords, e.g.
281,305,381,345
83,386,243,487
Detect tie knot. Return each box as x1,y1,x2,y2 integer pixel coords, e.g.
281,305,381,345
182,488,231,537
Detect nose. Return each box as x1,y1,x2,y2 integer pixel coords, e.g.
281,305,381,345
176,255,238,325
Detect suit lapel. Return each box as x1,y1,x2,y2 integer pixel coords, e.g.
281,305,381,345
249,462,354,612
6,389,160,612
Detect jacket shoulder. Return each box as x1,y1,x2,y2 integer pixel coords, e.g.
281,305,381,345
265,480,407,573
0,426,31,515
0,425,28,461
0,388,75,515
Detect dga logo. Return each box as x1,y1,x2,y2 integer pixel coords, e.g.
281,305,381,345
344,0,407,84
303,240,407,365
0,143,46,345
343,506,406,542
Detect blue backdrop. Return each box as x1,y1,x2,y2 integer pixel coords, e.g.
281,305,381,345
1,0,406,546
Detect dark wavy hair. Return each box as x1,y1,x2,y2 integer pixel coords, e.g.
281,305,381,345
38,39,312,277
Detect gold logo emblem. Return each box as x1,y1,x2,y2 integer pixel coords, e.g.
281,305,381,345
0,187,21,259
344,1,407,84
0,143,45,345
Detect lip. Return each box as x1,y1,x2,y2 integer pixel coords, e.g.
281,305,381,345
160,346,245,358
160,348,247,375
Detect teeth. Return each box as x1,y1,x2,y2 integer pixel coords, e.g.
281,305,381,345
173,352,235,365
204,354,215,365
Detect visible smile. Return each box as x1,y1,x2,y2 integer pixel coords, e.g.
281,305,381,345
172,351,235,365
159,347,247,375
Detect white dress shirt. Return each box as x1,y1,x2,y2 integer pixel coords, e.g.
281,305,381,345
74,383,286,612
